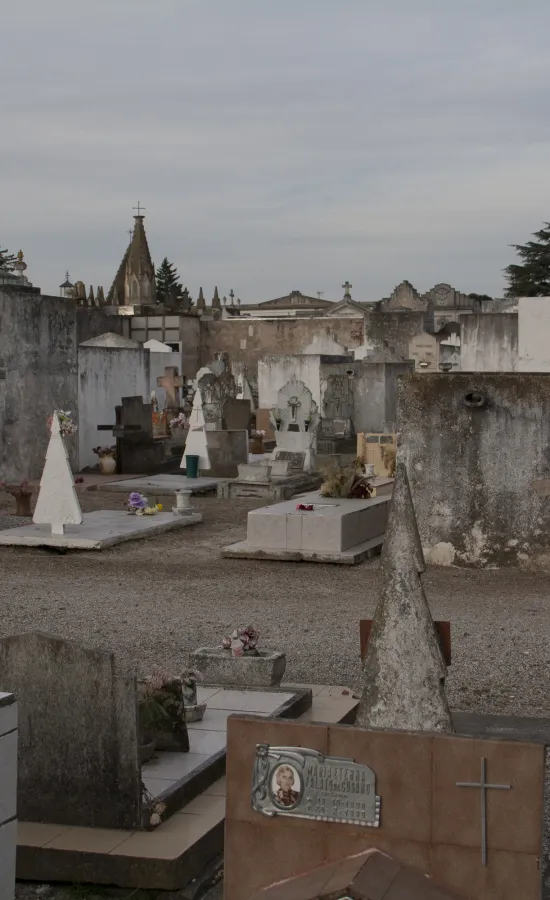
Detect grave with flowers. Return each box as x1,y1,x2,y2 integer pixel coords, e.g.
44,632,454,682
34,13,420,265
0,411,202,549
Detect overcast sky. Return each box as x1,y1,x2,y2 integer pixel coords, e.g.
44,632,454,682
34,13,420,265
2,1,550,302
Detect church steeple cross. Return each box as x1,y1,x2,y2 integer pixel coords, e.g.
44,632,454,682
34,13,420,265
132,201,145,216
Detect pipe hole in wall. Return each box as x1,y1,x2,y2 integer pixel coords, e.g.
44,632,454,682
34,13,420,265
463,391,487,408
345,369,355,377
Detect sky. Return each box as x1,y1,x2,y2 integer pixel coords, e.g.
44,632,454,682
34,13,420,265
2,1,550,302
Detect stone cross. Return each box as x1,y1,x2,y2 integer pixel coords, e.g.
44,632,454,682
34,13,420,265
132,201,145,216
157,366,184,412
342,280,352,296
456,756,512,865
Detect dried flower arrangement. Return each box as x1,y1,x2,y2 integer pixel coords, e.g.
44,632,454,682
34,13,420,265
170,412,189,429
319,458,373,499
220,625,260,657
92,445,116,459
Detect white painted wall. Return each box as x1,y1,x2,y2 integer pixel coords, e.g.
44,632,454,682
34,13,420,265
78,346,150,469
460,315,517,372
0,693,17,900
517,297,550,370
301,335,348,355
257,355,322,409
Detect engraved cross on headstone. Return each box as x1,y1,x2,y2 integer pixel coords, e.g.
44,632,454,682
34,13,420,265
456,756,511,866
157,367,183,412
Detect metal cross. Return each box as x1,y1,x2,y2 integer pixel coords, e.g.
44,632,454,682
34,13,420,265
456,756,511,866
342,281,352,294
127,229,133,240
133,201,145,216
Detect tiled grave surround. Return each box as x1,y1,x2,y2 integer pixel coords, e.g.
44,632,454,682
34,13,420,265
224,716,545,900
16,685,317,891
0,693,17,900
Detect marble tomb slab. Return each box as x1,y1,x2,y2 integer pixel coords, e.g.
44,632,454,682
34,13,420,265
223,490,390,564
97,474,225,495
0,510,202,550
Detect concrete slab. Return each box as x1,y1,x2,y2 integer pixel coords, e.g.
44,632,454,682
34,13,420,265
0,510,202,550
97,474,226,495
222,533,384,565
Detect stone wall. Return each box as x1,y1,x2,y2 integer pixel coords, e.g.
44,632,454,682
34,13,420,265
398,373,550,567
200,317,364,379
363,311,427,359
353,361,413,432
460,314,517,371
0,287,79,480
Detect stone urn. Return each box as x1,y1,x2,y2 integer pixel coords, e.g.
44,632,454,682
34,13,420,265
190,648,286,688
99,455,116,475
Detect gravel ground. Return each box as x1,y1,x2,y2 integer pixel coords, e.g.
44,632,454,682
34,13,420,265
4,487,550,898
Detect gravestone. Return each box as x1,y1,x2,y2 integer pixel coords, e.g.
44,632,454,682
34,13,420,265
98,395,164,473
33,411,83,535
224,715,545,900
156,366,184,415
0,632,141,829
198,362,237,431
223,397,252,431
270,378,320,473
181,388,211,471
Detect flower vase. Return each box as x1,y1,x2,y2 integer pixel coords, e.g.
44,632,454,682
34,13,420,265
99,455,117,475
250,437,264,454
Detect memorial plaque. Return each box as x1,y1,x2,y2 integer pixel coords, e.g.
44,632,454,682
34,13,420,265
252,744,381,827
273,450,306,472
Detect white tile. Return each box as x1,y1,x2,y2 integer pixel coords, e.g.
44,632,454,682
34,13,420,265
187,709,231,731
0,704,16,739
142,776,172,798
142,751,210,782
0,732,17,824
0,819,16,900
208,689,293,713
189,731,226,755
197,687,221,703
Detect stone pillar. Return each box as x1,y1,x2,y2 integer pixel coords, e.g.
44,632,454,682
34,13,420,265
0,692,17,899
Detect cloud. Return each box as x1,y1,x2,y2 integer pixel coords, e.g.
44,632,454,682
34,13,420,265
2,0,550,299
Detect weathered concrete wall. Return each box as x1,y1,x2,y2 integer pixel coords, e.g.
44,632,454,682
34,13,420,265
76,309,125,345
398,373,550,567
363,311,427,359
352,361,413,433
258,355,323,409
200,317,364,379
460,314,517,371
180,314,201,379
0,288,79,480
78,346,150,469
517,297,550,370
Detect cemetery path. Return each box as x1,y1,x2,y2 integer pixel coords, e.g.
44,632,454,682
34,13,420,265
0,491,549,721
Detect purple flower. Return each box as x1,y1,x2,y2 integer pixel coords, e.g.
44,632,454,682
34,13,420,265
128,491,147,509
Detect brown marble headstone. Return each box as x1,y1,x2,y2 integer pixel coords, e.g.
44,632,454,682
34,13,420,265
224,716,544,900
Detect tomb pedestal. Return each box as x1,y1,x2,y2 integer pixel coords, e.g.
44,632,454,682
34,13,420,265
223,488,392,564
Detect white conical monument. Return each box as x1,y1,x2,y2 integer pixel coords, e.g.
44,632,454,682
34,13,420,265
180,389,210,471
356,463,453,733
33,411,83,535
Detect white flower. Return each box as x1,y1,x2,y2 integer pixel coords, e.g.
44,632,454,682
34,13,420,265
149,812,161,826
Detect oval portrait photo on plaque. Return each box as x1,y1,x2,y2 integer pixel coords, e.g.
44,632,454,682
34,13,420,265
270,763,302,810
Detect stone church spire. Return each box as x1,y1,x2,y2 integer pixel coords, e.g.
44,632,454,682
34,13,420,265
106,204,156,309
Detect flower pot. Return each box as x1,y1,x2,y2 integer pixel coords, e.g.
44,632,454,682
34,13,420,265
190,647,286,688
99,455,116,475
139,737,156,765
